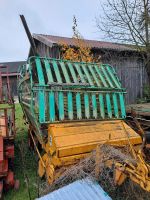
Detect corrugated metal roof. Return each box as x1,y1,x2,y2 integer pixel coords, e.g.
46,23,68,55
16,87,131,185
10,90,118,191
37,179,112,200
33,34,135,52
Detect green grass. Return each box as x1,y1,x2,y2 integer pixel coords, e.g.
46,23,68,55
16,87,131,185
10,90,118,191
5,104,39,200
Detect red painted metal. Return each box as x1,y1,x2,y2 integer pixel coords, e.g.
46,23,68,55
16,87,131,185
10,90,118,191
0,160,8,176
5,145,14,158
0,65,17,196
0,181,3,198
14,180,20,190
0,70,2,101
5,171,15,187
0,137,3,161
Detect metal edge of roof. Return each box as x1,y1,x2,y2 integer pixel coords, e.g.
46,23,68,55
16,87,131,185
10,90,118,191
37,179,112,200
33,34,58,48
33,34,136,52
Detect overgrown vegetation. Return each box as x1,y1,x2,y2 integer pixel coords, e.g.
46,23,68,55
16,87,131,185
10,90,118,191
5,104,39,200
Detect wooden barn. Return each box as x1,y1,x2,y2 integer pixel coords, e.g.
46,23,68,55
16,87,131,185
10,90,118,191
0,61,25,98
28,34,148,104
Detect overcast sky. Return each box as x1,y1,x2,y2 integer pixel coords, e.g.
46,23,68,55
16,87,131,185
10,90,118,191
0,0,103,62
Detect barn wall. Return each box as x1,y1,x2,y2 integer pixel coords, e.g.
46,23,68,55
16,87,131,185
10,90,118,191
2,76,18,98
36,42,60,58
100,52,148,104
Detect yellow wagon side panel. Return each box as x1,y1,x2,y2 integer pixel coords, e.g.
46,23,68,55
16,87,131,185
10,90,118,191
48,120,142,158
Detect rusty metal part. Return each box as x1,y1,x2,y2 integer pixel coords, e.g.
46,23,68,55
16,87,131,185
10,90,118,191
114,149,150,192
126,103,150,118
29,130,46,168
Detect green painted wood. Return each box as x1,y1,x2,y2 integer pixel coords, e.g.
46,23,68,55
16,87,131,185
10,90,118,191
82,64,94,85
99,94,105,118
76,93,82,119
94,65,108,87
101,65,114,88
92,94,97,118
35,58,45,123
68,63,78,83
35,57,45,85
39,91,45,122
49,91,55,121
88,65,100,86
52,60,62,83
44,59,54,83
111,66,122,88
106,65,121,88
84,93,90,118
59,62,71,83
113,93,119,118
106,93,112,118
19,57,127,125
59,92,64,120
68,92,73,120
119,93,126,118
74,63,86,83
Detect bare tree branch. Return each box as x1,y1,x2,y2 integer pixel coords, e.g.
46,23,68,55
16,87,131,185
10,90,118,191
96,0,150,82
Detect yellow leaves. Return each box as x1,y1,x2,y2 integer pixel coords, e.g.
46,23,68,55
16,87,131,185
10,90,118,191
61,16,100,63
61,38,97,63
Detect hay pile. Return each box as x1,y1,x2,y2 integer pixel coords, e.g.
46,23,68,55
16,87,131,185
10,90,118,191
39,145,150,200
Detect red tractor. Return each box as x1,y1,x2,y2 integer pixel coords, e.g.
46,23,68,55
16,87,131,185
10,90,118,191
0,66,18,197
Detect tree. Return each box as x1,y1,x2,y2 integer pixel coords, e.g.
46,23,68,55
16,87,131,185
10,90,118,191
96,0,150,82
61,16,100,63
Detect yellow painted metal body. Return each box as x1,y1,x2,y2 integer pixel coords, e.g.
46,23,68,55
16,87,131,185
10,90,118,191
38,120,142,183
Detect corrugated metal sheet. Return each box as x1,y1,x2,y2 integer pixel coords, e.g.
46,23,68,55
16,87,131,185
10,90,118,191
33,34,135,52
37,179,112,200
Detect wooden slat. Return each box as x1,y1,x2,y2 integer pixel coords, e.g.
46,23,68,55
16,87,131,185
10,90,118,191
76,93,82,119
99,94,105,119
88,65,101,86
59,92,64,120
44,59,54,83
119,93,126,118
82,64,94,85
52,60,62,83
101,65,114,88
67,63,78,83
106,65,121,88
84,93,90,119
59,62,71,83
113,93,119,118
92,94,97,118
49,91,55,121
68,92,73,120
74,63,86,83
94,65,108,87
